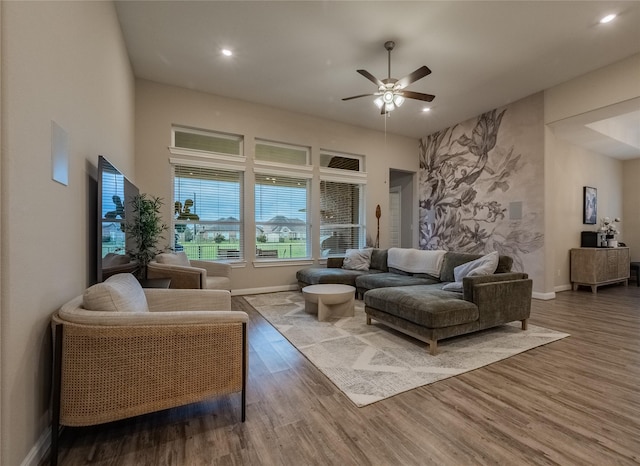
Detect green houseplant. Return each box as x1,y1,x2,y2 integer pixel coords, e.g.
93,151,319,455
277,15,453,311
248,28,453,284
125,193,168,279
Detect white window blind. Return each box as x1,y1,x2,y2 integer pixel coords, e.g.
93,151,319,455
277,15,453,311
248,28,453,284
319,151,362,171
173,127,243,156
254,173,310,259
320,180,364,255
173,165,243,261
255,140,309,166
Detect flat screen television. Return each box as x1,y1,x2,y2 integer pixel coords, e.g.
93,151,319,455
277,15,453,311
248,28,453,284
97,155,139,282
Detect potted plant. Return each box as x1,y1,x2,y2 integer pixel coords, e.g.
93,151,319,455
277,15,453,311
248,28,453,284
125,193,168,279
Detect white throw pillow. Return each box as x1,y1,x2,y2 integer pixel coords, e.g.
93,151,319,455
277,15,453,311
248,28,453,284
442,281,463,292
453,251,499,282
156,251,190,267
83,273,148,313
342,248,373,271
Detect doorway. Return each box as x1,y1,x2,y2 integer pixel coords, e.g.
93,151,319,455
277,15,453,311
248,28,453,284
388,169,416,248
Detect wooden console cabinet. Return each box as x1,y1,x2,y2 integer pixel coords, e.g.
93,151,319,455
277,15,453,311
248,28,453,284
570,247,630,293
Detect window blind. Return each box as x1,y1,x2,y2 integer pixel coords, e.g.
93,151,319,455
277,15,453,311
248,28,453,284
173,165,243,261
255,141,309,166
320,180,364,255
254,173,309,259
173,127,242,156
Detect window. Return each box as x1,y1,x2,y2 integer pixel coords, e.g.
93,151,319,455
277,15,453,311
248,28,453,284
255,140,309,166
255,173,310,260
173,126,243,157
319,150,366,256
319,151,362,172
320,179,365,256
173,165,243,261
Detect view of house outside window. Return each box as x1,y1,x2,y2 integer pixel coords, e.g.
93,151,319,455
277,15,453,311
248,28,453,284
254,173,310,259
173,165,243,260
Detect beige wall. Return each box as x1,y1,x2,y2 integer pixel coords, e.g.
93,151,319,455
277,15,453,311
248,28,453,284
545,54,640,293
1,2,135,464
135,80,418,292
548,132,623,288
545,54,640,125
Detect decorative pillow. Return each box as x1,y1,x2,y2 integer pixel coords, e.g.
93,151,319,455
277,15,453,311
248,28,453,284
342,248,373,271
156,251,190,267
83,273,148,313
442,281,463,292
453,251,499,282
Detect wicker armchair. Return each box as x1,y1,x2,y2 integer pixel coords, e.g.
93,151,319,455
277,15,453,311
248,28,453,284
147,252,232,290
50,274,247,465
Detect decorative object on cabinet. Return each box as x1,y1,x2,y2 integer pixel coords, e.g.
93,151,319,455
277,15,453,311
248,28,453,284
570,247,629,293
599,216,621,247
583,186,597,224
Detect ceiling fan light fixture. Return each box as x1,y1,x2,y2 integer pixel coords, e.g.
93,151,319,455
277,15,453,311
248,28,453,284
393,95,405,107
342,41,435,115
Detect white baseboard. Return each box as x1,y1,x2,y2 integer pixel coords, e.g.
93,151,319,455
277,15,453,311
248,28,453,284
231,284,298,296
532,291,556,300
21,427,50,466
554,284,572,293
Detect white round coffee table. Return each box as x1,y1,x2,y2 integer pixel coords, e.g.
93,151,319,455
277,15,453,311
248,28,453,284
302,284,356,321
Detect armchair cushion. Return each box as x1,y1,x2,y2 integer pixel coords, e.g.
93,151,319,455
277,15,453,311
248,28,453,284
60,289,239,326
102,252,131,267
83,273,148,313
156,251,191,267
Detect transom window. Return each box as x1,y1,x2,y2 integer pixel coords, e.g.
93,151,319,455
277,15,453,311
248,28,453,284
173,126,243,157
319,150,363,172
255,140,309,166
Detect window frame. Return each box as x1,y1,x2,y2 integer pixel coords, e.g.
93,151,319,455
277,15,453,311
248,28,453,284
253,167,313,262
318,166,367,258
254,139,311,169
170,158,246,263
171,126,246,164
319,149,365,173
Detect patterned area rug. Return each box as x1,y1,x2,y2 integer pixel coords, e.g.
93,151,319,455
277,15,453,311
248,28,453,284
244,291,569,407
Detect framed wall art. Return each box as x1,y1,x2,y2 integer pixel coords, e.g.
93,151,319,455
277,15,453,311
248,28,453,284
583,186,597,224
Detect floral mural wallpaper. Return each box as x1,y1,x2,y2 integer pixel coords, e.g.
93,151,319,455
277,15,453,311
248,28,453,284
419,93,545,277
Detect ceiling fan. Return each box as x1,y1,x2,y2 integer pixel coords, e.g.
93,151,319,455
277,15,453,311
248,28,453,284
343,41,435,114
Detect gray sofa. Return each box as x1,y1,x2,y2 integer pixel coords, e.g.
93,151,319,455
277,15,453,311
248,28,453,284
296,249,532,355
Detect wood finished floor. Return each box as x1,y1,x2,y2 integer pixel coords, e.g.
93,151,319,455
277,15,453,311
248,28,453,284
51,285,640,465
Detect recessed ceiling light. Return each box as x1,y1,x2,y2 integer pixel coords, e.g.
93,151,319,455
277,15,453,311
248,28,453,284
222,49,233,57
600,13,616,24
422,107,431,112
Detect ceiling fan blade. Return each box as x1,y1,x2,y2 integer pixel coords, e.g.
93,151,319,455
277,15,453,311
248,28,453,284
342,93,376,101
396,66,431,89
398,90,436,102
357,69,384,87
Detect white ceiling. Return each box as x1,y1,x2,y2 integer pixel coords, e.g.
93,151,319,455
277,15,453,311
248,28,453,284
114,1,640,156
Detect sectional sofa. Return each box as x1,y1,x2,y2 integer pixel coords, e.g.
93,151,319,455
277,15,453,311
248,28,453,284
296,248,533,354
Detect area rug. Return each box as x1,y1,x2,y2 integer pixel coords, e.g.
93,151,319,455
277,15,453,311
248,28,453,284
244,291,569,407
